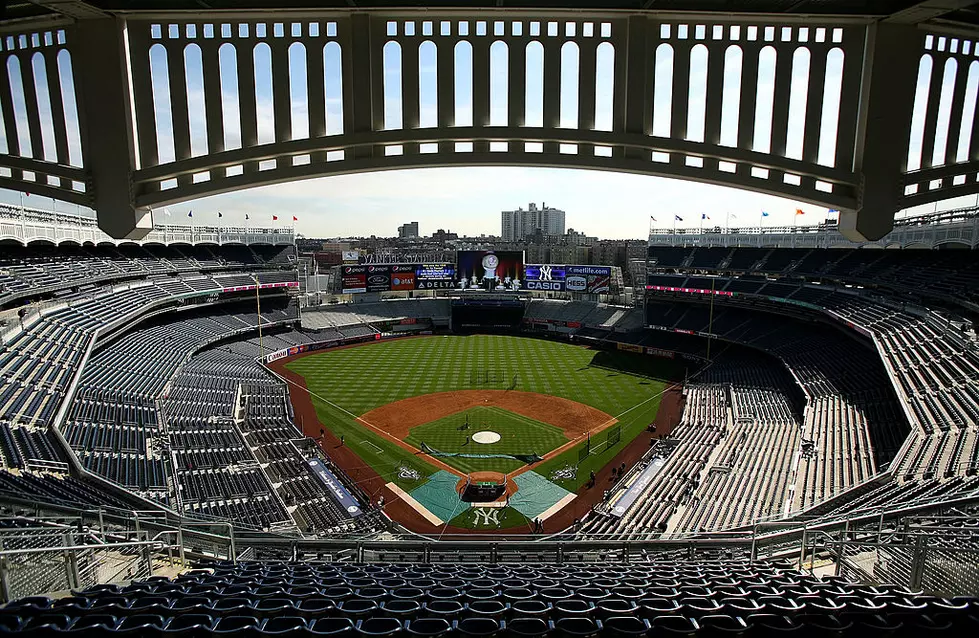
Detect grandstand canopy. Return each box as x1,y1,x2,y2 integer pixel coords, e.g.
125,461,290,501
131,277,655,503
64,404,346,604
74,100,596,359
6,0,979,26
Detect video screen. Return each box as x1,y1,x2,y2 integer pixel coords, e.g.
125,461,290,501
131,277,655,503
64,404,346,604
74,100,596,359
456,251,524,292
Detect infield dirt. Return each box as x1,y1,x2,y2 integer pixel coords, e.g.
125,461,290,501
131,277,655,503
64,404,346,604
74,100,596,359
359,389,615,441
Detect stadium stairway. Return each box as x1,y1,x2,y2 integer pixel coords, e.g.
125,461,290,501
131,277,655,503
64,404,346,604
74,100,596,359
1,559,977,636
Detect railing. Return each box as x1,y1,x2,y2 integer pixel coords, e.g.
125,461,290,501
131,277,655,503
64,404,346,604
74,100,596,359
649,205,979,249
0,205,295,246
800,523,979,596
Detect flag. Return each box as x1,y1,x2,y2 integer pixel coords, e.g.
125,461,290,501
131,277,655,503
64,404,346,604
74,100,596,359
187,211,193,218
650,216,657,222
762,211,770,217
701,214,710,220
292,216,298,222
731,213,737,218
795,209,805,215
675,215,683,221
245,214,249,220
217,212,223,218
272,215,278,221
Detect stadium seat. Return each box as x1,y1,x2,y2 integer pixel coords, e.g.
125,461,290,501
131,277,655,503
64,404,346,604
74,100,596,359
161,614,217,637
403,618,452,637
356,617,403,636
601,615,650,636
423,601,465,620
310,617,356,636
507,617,553,637
261,616,309,636
553,616,602,637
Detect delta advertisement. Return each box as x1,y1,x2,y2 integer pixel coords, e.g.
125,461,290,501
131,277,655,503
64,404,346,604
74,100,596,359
415,263,456,290
341,263,455,293
523,264,612,293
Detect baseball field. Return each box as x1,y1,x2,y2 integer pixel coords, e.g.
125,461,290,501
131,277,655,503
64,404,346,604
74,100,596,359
282,335,681,510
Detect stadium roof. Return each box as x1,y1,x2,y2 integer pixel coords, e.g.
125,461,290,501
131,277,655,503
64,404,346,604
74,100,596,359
4,0,979,29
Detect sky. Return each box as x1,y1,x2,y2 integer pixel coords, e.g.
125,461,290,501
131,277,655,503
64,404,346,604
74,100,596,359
0,24,976,240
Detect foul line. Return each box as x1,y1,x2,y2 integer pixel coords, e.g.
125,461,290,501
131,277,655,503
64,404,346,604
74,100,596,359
271,369,465,477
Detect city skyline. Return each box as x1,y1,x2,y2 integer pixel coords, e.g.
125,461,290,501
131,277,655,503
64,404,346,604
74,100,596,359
0,166,975,241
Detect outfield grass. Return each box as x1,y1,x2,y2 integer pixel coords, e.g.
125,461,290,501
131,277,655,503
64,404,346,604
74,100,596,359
405,406,569,474
286,335,681,490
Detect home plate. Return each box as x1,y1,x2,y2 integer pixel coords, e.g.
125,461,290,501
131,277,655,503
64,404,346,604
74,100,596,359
472,431,501,444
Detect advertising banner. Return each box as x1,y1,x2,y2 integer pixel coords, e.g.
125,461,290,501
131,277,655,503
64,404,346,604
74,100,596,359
611,457,665,517
646,284,733,297
389,264,416,291
456,250,524,290
341,250,360,263
566,265,611,293
522,264,612,293
221,281,299,293
617,342,644,353
307,458,363,518
341,265,367,294
415,263,456,290
645,347,676,359
365,265,391,292
523,264,566,291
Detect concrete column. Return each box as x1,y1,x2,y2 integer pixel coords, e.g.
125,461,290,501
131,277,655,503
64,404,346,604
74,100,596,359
840,23,923,242
74,18,152,240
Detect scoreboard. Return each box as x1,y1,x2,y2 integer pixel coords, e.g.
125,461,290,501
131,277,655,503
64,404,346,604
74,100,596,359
341,263,455,294
523,264,612,293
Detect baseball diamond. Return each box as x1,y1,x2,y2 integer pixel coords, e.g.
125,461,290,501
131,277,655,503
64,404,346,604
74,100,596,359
274,334,684,532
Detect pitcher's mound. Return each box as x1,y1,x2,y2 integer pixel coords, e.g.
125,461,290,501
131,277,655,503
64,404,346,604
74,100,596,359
472,431,501,444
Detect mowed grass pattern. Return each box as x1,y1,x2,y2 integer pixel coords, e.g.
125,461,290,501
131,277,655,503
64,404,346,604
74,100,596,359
286,335,680,490
405,406,569,474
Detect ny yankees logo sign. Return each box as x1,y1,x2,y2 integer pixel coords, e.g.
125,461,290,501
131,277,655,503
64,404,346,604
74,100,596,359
473,508,500,526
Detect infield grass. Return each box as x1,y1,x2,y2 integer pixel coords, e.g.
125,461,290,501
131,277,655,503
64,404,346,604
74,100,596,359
286,335,681,490
405,406,569,474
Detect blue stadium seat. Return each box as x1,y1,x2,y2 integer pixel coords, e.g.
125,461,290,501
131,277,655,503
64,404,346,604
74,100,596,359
161,614,217,637
403,618,452,637
309,618,355,636
117,614,168,637
553,616,601,638
212,615,262,637
601,615,650,637
356,617,402,636
422,601,465,620
260,616,309,636
455,617,505,638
